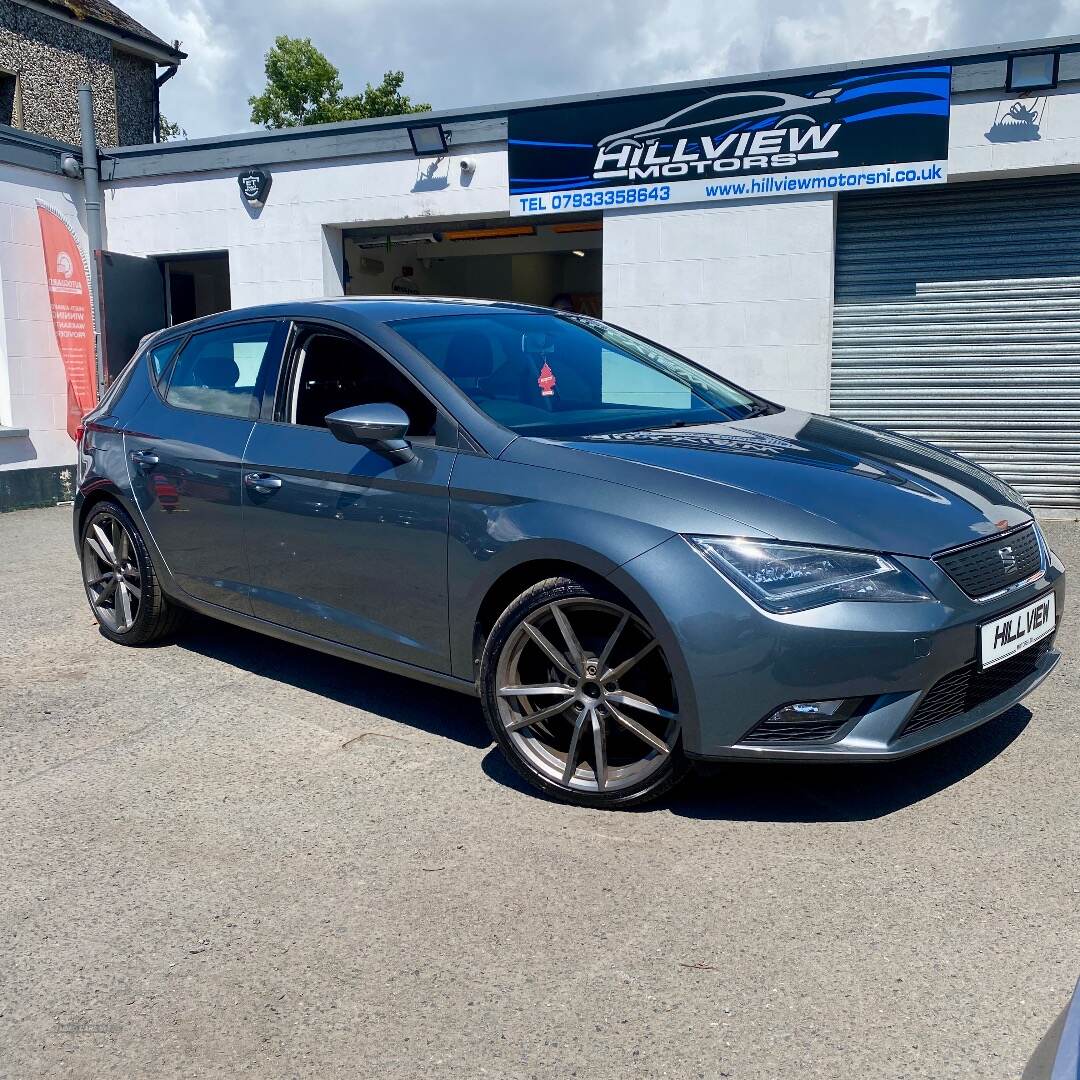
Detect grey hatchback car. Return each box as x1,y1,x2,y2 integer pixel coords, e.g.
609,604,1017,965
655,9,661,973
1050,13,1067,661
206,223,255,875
74,298,1065,808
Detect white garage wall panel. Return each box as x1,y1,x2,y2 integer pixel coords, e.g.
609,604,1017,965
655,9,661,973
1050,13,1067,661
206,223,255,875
831,175,1080,511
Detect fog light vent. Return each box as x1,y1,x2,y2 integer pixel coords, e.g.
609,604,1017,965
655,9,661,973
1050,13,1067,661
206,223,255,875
740,699,860,745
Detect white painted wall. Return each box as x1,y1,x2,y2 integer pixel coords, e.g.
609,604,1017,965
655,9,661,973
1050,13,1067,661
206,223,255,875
950,84,1080,179
0,162,86,474
103,142,510,308
603,196,835,414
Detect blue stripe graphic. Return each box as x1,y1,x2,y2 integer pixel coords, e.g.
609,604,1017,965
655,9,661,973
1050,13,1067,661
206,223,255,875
843,99,950,123
510,176,592,183
838,77,950,102
509,138,594,149
510,179,598,192
834,65,951,85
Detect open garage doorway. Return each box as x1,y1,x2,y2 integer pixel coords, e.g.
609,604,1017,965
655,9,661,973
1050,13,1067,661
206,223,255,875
342,219,601,314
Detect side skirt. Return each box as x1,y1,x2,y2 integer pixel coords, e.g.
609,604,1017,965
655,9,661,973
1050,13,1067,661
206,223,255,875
172,590,480,698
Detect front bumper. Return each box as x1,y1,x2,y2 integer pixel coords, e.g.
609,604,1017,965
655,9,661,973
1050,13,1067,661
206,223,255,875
610,533,1066,761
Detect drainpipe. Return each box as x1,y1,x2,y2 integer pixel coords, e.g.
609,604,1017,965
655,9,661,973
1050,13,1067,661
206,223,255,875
77,84,105,395
154,64,178,142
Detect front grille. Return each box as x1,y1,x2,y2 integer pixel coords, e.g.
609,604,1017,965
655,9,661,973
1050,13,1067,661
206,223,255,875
934,524,1042,599
741,715,850,744
898,637,1054,739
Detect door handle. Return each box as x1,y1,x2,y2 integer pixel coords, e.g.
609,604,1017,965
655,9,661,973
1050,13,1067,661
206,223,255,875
244,472,283,494
130,449,159,468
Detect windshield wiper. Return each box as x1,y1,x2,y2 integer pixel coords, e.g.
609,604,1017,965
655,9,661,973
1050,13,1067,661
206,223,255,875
633,419,698,432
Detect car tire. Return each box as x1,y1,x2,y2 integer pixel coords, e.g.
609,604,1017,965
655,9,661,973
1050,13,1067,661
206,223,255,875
480,575,689,809
80,500,184,646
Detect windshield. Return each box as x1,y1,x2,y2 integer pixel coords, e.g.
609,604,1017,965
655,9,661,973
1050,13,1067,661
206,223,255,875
388,311,770,439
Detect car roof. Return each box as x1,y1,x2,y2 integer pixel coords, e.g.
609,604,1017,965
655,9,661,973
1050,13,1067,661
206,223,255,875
149,295,560,343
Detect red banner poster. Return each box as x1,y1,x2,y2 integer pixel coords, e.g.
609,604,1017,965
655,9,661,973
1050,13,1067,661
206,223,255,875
37,204,97,440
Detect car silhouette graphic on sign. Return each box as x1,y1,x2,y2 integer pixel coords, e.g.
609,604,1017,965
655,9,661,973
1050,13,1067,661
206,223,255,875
597,87,843,148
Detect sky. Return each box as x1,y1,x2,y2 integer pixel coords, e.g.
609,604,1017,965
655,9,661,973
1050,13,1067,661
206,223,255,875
127,0,1080,140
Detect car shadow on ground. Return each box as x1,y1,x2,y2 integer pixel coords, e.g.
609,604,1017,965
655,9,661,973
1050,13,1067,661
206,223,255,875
169,614,1030,821
483,707,1032,821
667,706,1032,822
172,613,491,749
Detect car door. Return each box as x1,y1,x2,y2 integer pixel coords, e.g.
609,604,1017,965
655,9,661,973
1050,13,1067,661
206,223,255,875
241,323,458,674
125,319,287,613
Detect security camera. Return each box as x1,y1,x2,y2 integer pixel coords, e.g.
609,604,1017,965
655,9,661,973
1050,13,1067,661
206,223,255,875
60,154,82,179
459,159,476,176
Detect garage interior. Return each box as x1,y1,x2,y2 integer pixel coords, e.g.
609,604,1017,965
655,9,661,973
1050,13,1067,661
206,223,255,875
342,218,602,313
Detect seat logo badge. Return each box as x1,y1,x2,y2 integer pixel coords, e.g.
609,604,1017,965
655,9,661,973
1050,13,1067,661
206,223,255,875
998,545,1018,573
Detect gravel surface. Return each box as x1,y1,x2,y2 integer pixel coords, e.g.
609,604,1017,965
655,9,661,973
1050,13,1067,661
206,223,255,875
1,505,1077,1080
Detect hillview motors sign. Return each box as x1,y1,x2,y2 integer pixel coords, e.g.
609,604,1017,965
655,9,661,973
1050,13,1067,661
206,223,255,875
508,63,951,214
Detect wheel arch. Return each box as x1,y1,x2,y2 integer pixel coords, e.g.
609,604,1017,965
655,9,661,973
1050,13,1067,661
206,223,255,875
470,557,639,673
74,480,139,548
74,480,179,601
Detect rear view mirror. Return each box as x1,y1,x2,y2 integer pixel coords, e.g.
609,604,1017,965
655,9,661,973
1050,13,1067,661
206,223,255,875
521,331,555,355
325,403,414,463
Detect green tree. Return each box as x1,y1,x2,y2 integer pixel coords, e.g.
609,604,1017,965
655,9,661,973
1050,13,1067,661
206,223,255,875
157,113,186,142
248,36,429,129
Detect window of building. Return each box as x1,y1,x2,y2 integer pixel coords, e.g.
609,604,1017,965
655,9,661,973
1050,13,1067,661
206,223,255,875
0,71,23,128
284,330,437,438
164,322,278,419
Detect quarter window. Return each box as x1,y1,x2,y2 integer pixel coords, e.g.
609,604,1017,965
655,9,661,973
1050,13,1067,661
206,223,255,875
148,338,184,383
165,322,277,419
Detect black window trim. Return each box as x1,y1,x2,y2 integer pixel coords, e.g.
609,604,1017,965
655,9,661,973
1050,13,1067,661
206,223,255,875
150,317,289,422
264,317,460,450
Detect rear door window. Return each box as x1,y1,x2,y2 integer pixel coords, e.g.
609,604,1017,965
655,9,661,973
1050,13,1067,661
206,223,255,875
164,322,280,419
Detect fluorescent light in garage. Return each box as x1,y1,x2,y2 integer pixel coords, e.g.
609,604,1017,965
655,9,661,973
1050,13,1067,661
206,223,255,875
442,225,535,241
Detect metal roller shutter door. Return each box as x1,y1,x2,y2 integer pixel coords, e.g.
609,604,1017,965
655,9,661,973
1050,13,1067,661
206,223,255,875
831,174,1080,511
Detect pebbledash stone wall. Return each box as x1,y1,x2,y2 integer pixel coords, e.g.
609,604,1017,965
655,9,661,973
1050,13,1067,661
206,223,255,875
112,45,153,147
0,0,155,147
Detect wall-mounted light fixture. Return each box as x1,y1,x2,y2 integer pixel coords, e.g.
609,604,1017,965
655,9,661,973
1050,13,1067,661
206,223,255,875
407,124,449,156
1008,52,1058,91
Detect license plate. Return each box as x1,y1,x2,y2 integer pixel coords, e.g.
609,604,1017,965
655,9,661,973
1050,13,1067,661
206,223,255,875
979,592,1056,669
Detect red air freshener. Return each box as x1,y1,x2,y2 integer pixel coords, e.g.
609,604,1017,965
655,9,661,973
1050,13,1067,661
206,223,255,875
538,362,556,397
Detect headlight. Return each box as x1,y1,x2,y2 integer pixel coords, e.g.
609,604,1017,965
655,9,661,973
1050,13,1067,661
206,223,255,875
1032,518,1056,563
687,537,933,613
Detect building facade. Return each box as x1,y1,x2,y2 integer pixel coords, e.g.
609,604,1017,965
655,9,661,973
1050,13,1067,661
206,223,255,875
0,0,183,147
2,35,1080,511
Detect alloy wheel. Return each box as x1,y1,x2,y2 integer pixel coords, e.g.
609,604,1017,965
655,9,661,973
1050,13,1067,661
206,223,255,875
495,598,679,793
82,512,142,633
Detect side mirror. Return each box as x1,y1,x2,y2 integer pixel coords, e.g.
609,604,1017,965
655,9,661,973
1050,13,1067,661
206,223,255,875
324,403,414,463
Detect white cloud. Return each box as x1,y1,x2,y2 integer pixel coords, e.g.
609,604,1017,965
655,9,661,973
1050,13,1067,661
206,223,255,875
123,0,244,136
133,0,1079,140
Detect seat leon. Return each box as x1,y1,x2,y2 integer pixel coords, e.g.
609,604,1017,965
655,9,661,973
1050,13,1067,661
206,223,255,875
74,298,1065,808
